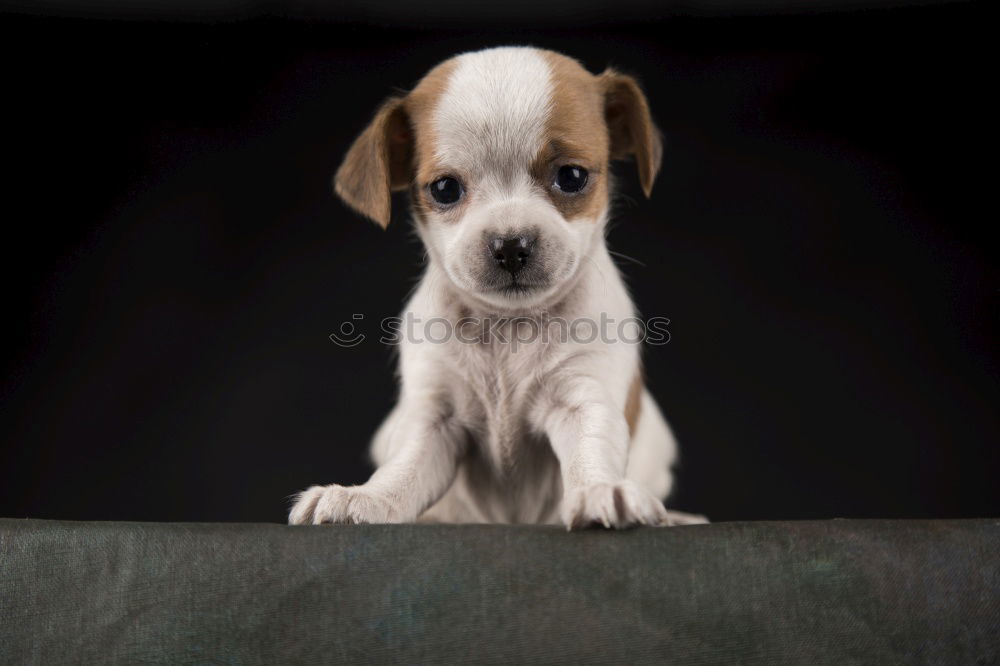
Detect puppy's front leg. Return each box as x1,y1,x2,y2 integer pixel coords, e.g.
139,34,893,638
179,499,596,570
288,399,462,525
540,377,669,529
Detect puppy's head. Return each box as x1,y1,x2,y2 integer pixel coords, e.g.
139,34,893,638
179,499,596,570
335,47,661,310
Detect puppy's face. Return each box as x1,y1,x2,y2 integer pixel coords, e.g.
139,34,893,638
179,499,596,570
335,47,662,310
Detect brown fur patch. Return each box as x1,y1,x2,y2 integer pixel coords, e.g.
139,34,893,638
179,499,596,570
333,96,412,228
536,52,610,222
404,59,460,223
624,369,643,436
598,70,663,198
333,59,458,228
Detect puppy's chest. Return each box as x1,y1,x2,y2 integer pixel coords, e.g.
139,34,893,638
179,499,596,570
449,337,553,469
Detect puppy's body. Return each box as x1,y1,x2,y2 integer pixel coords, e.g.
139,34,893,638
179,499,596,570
383,255,677,525
290,46,703,529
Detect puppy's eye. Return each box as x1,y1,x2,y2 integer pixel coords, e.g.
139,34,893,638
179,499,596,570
429,177,463,205
554,165,588,193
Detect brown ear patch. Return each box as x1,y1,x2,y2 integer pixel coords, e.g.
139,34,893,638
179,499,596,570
334,96,413,228
600,70,663,198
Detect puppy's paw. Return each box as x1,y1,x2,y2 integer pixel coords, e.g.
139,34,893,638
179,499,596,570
562,480,670,530
288,484,398,525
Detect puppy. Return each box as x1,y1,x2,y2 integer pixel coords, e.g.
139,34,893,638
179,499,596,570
289,46,705,529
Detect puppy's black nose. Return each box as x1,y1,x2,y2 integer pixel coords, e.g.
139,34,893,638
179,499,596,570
490,236,533,276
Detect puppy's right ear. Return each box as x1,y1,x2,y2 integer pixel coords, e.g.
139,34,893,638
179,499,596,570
334,96,414,229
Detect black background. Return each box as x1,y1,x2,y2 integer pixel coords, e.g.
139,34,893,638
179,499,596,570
1,1,995,523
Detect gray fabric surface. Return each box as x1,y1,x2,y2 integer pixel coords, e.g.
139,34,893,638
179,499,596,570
1,519,998,664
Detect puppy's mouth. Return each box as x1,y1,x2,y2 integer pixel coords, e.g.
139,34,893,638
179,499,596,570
485,276,547,296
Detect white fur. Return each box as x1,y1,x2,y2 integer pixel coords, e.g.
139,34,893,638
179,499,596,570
432,47,552,177
288,47,706,529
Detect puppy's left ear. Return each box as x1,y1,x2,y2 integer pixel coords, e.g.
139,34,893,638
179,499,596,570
334,96,414,229
600,70,663,198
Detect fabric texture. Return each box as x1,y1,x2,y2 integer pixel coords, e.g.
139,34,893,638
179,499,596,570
1,518,998,664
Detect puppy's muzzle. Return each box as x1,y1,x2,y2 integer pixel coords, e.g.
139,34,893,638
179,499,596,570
489,236,535,277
